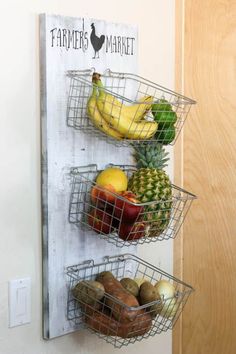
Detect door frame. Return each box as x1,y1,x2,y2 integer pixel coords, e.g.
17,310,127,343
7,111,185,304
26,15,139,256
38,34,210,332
173,0,184,353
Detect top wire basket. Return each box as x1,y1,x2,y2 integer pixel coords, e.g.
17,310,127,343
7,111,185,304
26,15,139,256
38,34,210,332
66,69,196,146
67,253,194,348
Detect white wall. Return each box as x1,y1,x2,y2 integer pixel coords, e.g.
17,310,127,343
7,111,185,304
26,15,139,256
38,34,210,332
0,1,175,353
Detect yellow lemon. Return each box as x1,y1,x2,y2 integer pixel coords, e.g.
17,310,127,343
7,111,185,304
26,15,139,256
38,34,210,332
96,168,128,192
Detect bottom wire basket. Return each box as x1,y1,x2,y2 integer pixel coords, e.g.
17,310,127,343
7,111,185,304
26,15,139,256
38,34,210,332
67,254,194,348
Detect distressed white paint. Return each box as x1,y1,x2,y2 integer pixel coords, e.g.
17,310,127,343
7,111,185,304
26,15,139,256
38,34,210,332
40,14,138,339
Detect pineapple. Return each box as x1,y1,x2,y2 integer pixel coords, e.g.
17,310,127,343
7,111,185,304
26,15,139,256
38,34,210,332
128,144,172,237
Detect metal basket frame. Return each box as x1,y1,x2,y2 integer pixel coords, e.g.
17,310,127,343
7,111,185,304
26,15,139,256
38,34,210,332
66,253,194,348
66,69,196,146
68,164,196,247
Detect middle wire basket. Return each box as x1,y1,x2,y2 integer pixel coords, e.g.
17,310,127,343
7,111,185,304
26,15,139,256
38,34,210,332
66,69,196,146
67,253,194,348
68,164,196,247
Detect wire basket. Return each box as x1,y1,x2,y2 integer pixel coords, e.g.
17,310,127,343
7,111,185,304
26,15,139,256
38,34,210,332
68,164,196,247
66,69,196,146
67,253,194,348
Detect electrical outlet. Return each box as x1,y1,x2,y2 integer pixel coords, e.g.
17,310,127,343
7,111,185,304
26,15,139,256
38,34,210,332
8,277,31,327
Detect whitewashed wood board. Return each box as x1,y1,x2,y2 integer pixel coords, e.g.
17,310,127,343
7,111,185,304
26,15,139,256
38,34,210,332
40,13,138,339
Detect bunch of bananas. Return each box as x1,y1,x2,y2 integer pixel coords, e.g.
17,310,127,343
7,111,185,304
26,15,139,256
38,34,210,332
86,73,158,141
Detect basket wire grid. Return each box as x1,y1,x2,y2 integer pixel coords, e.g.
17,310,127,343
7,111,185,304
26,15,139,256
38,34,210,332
66,69,196,146
68,164,196,247
66,254,194,348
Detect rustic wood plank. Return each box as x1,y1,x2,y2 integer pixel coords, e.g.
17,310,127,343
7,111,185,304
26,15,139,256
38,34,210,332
40,14,138,339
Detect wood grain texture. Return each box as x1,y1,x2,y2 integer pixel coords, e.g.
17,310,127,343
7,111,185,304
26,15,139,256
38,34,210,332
173,0,184,353
174,1,236,353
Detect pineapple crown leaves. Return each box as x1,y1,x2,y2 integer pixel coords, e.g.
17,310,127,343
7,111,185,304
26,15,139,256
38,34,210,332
132,143,169,170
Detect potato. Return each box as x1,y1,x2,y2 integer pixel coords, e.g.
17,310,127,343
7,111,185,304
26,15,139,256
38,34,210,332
134,277,147,288
120,278,139,297
96,271,114,283
149,301,163,318
85,308,152,338
98,274,141,323
72,280,105,306
139,281,159,305
81,301,102,315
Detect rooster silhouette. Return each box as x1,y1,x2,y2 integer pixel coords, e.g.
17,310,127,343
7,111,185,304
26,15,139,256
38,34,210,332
90,23,105,59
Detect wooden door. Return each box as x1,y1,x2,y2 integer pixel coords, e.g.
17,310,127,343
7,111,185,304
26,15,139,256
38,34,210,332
174,1,236,354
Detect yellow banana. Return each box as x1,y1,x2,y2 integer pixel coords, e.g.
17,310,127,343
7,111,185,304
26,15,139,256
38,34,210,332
92,72,153,122
98,93,153,121
94,79,157,140
86,86,123,140
131,95,153,121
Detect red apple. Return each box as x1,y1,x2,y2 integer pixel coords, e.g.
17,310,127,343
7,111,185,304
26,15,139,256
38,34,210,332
90,184,117,209
113,191,144,223
112,215,120,229
118,222,145,241
87,207,113,234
